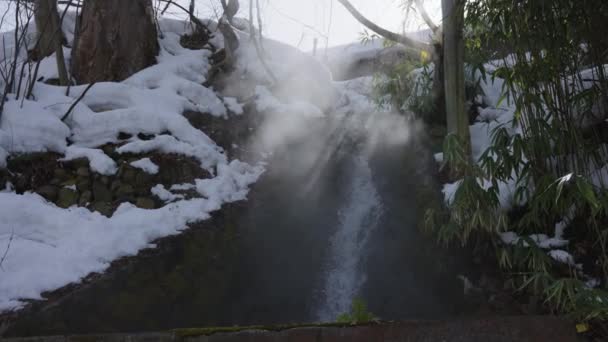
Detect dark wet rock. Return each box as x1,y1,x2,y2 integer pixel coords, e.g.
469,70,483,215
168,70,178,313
134,172,154,189
76,167,90,177
121,168,137,183
91,202,113,217
53,168,68,180
92,181,113,203
115,184,135,200
7,153,60,193
117,132,133,140
57,188,79,208
76,178,91,193
110,180,122,192
35,185,60,202
79,190,93,206
135,197,156,210
63,158,89,170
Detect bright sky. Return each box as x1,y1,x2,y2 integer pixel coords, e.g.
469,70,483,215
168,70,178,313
0,0,442,51
183,0,442,50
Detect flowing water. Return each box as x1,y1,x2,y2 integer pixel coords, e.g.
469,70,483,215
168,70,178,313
6,110,469,336
316,154,382,321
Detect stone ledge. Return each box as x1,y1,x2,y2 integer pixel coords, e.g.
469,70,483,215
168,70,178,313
3,316,580,342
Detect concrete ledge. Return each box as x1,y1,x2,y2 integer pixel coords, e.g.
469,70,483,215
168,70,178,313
4,316,580,342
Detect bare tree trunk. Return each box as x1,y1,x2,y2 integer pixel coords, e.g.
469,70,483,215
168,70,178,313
71,0,159,83
442,0,469,150
34,0,69,85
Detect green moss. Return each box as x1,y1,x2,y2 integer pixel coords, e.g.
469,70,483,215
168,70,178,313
173,321,384,337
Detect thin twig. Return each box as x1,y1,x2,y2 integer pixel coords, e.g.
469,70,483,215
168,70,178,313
61,82,95,121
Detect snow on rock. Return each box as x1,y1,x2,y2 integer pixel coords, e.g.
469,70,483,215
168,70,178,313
0,159,262,311
116,135,224,172
151,184,184,202
60,146,118,175
0,98,70,155
224,97,244,115
130,158,159,175
0,16,267,312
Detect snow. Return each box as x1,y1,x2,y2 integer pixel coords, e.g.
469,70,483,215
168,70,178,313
0,15,268,312
130,158,159,175
117,135,224,172
60,146,118,176
0,161,262,311
0,98,70,155
224,97,244,115
151,184,184,202
548,250,575,266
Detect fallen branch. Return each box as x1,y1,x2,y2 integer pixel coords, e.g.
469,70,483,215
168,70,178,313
61,82,94,121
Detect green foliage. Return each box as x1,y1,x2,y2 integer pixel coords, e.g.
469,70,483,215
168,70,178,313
371,59,435,119
336,298,376,324
425,0,608,323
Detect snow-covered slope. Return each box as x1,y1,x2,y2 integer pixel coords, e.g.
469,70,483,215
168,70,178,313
0,16,265,312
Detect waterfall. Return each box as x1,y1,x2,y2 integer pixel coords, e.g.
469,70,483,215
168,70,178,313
316,153,383,321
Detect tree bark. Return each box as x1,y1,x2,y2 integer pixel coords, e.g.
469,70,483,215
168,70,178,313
71,0,159,83
34,0,69,85
442,0,469,149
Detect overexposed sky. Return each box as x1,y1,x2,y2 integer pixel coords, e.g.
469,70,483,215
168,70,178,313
223,0,441,50
0,0,442,50
170,0,442,50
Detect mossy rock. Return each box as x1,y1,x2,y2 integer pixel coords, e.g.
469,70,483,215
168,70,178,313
116,184,135,198
135,197,156,209
91,202,113,217
92,180,113,202
76,166,90,177
53,168,68,180
36,185,60,202
57,188,79,208
79,190,93,206
63,157,89,171
76,178,91,192
121,168,137,183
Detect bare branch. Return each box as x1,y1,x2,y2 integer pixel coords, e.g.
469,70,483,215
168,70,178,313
414,0,439,33
61,82,95,121
337,0,433,54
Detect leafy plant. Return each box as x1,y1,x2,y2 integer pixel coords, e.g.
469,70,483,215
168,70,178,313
425,0,608,323
336,298,376,324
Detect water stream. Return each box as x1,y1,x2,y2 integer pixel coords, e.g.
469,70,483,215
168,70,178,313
316,154,382,321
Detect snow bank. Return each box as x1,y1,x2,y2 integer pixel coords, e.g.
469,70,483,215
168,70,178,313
0,161,262,311
0,16,266,312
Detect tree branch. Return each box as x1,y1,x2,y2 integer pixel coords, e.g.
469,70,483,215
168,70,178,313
337,0,432,54
414,0,439,33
